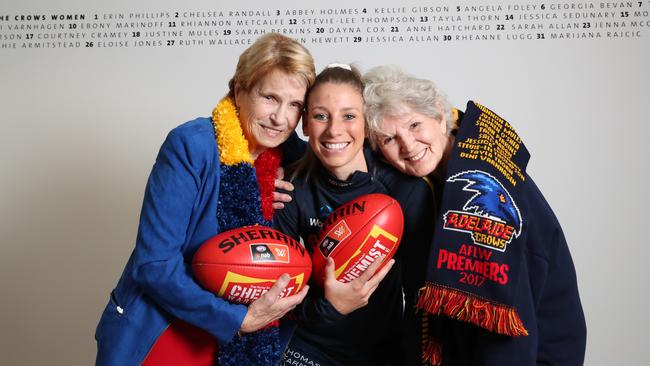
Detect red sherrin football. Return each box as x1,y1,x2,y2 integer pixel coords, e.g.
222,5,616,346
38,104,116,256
312,193,404,287
192,226,311,305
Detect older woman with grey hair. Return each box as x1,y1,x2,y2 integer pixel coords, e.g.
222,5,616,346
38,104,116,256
363,65,586,366
364,65,455,181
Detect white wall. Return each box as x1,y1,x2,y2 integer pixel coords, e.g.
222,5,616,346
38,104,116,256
1,0,649,364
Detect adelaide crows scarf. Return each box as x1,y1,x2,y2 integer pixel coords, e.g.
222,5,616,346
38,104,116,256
211,97,283,365
417,101,531,363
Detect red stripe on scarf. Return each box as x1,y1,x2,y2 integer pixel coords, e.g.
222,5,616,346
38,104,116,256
254,147,283,221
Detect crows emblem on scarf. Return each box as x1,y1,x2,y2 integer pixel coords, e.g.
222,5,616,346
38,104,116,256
447,170,523,237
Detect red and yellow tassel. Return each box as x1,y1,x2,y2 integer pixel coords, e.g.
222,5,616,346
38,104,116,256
417,283,528,337
423,339,443,366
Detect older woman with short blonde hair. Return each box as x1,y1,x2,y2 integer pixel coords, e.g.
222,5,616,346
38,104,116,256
95,33,315,366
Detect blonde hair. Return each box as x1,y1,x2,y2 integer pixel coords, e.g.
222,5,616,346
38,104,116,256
228,33,316,97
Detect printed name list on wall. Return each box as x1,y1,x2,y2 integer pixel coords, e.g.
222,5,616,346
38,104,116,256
1,1,648,49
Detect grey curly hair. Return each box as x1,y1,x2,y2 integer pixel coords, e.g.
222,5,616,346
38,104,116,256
363,65,454,148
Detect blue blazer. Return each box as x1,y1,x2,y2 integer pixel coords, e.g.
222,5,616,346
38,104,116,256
95,118,248,365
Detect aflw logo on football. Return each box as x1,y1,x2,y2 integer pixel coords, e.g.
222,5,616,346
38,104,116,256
249,244,290,263
274,247,287,257
319,220,352,257
333,225,347,238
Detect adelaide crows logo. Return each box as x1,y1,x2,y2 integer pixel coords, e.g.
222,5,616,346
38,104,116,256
443,170,523,252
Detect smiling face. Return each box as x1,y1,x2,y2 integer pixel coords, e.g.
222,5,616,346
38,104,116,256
303,82,367,180
235,68,307,159
375,107,450,178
